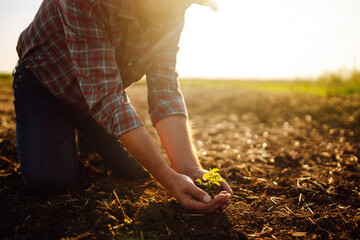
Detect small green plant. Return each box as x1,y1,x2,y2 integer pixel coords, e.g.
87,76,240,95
195,168,225,191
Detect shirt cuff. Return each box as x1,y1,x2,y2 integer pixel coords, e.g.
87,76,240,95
108,102,144,137
149,98,188,126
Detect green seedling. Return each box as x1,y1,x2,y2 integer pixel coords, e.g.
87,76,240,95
195,168,226,191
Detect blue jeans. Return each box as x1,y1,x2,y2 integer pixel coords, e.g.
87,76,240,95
12,63,148,196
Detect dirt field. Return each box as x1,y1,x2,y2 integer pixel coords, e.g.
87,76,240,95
1,79,360,239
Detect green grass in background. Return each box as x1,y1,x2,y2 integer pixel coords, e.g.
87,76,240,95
317,70,360,95
1,70,360,96
180,70,360,96
0,73,13,85
0,73,12,79
179,78,328,95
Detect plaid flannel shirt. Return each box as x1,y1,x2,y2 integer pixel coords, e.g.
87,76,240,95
16,0,187,137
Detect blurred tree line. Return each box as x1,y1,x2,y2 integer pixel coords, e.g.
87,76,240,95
318,69,360,95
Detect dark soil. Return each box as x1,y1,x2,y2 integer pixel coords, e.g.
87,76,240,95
195,182,223,199
1,80,360,239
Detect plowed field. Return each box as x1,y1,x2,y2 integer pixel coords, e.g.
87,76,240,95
1,80,360,239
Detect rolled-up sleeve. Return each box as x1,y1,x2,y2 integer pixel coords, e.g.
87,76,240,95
59,0,143,137
146,18,188,125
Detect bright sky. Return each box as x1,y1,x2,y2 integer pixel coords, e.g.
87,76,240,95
1,0,359,79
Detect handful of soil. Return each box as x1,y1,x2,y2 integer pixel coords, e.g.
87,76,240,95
195,182,222,199
194,168,225,198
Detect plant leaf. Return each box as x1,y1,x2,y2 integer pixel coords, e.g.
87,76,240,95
214,181,220,186
212,173,220,177
210,168,219,174
202,172,210,180
195,179,202,185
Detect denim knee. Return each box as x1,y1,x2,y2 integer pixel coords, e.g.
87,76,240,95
21,168,77,196
12,63,80,196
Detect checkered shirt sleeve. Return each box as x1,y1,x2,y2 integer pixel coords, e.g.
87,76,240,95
59,0,143,137
147,19,188,125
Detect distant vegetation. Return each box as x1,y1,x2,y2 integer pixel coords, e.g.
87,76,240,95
0,73,12,85
1,69,360,95
0,73,12,79
180,69,360,96
179,78,328,95
317,69,360,95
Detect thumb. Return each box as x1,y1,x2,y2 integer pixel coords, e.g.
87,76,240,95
188,184,211,203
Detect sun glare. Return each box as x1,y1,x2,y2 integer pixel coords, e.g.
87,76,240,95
0,0,359,78
178,0,360,79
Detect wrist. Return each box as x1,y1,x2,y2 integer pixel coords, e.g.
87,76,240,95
172,153,202,176
153,163,177,188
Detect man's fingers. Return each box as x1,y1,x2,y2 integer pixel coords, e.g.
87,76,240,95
220,199,232,210
209,193,231,212
184,194,226,213
220,181,233,195
185,197,212,213
184,182,232,212
182,190,231,213
186,182,211,203
173,173,232,213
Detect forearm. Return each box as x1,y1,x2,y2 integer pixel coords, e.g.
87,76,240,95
120,118,233,212
154,115,202,177
118,126,175,186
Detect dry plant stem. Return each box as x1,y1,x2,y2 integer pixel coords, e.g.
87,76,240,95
0,156,12,164
337,209,348,223
113,190,131,222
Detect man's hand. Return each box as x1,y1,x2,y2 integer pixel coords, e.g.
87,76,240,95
164,172,232,213
155,115,233,211
119,125,232,212
186,168,233,211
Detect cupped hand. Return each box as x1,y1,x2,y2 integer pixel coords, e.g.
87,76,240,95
185,168,233,211
188,168,233,195
165,172,231,213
